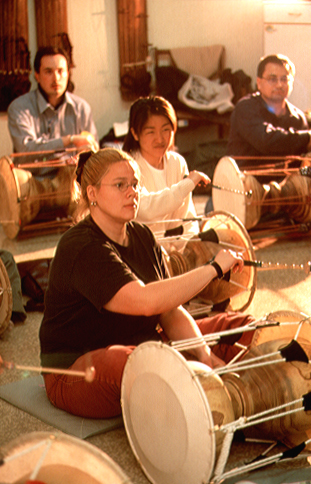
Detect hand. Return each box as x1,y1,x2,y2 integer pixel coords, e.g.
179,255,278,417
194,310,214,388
188,170,211,187
67,154,78,166
72,132,99,151
214,249,244,276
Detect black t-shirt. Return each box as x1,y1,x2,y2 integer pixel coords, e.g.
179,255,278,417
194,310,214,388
40,216,169,368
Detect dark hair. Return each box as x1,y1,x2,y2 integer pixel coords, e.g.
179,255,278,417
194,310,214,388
123,96,177,153
34,46,70,73
74,148,139,220
257,54,295,79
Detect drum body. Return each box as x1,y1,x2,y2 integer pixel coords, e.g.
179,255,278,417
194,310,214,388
167,211,257,312
0,431,131,484
0,156,75,239
280,172,311,223
122,317,311,483
121,341,234,484
212,156,311,230
0,257,13,336
222,312,311,449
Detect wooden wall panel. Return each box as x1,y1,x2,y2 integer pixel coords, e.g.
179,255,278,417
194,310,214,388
117,0,151,100
35,0,74,68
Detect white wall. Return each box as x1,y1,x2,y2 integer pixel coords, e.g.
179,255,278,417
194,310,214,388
148,0,264,83
0,0,264,158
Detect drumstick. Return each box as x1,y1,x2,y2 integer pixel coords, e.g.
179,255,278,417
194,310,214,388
211,183,252,198
10,147,79,158
2,361,96,383
244,259,311,275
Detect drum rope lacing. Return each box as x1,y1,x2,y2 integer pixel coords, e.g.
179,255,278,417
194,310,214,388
3,439,50,464
170,316,311,352
29,438,53,481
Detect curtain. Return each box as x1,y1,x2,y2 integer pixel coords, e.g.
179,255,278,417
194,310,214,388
0,0,31,111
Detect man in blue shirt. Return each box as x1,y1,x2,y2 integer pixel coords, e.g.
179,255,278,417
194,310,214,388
8,46,98,176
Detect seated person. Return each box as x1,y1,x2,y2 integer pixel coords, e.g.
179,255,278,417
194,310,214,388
227,53,311,162
39,147,255,419
8,46,98,177
206,54,311,216
123,96,209,242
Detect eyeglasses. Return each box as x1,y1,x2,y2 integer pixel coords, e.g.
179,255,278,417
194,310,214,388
261,76,292,86
101,181,141,193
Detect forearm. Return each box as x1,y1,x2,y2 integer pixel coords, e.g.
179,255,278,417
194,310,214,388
235,110,310,155
253,124,310,155
137,178,195,222
160,306,221,367
160,305,206,344
105,263,218,316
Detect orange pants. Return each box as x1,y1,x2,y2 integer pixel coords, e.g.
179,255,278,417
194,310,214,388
43,311,255,418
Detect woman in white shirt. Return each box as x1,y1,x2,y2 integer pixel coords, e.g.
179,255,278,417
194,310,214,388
123,96,209,242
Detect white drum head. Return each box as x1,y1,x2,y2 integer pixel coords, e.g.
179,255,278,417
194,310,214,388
0,431,131,484
121,341,216,484
213,157,247,225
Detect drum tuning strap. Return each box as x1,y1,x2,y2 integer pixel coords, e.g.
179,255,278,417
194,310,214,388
217,332,244,346
248,440,305,466
280,441,306,460
198,228,219,243
303,391,311,411
279,339,309,363
164,225,184,237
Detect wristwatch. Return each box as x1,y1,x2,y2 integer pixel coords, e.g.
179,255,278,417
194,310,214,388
206,256,224,279
211,260,224,279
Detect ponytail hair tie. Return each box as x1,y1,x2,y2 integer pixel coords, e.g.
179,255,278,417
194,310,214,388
75,150,95,185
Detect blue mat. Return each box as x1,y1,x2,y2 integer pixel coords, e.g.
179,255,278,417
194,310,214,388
0,375,123,439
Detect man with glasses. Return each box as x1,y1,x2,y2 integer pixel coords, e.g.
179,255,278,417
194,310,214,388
226,54,311,160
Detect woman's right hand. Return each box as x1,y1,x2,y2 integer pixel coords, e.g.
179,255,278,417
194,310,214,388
213,249,244,276
188,170,211,187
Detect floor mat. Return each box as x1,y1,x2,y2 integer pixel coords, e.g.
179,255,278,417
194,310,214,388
0,376,123,439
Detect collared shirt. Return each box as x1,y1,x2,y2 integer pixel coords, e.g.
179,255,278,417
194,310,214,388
7,88,98,174
227,92,310,158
